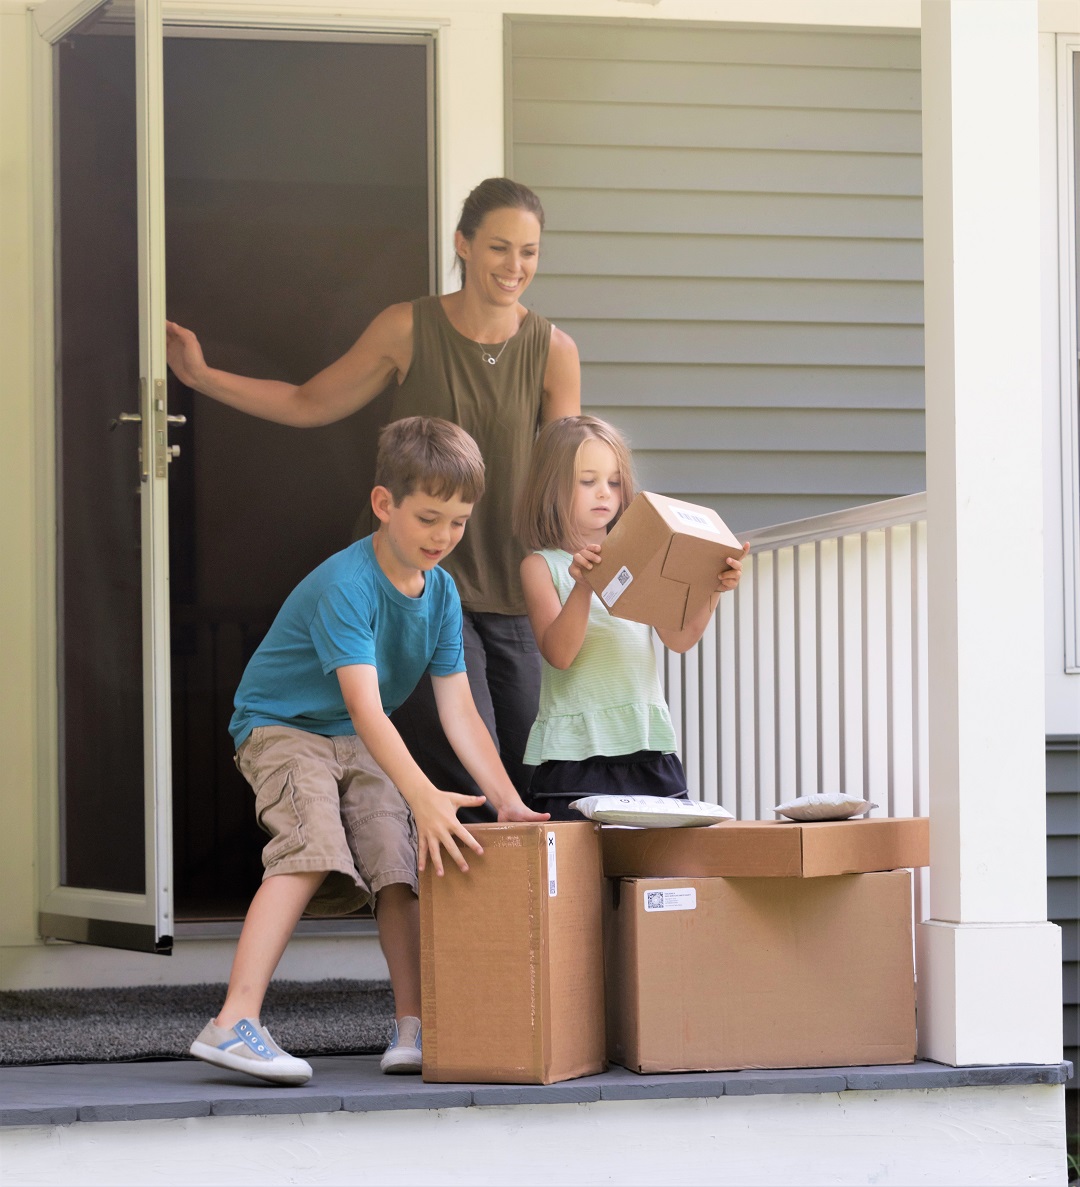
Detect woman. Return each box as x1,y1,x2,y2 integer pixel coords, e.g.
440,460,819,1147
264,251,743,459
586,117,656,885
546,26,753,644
166,178,581,810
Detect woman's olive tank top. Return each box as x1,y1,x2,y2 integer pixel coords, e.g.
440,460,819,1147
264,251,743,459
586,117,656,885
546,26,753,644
389,295,552,616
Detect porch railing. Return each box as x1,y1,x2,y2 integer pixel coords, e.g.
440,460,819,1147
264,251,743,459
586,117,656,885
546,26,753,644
658,493,929,825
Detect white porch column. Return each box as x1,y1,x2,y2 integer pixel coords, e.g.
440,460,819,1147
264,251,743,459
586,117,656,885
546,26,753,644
917,0,1062,1065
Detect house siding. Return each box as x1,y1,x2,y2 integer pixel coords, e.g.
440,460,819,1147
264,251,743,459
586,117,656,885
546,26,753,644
506,16,924,533
1047,737,1080,1087
507,12,1075,1086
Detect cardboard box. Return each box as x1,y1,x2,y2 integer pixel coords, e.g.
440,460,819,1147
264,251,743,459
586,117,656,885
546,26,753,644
584,491,745,632
602,816,929,879
605,870,916,1073
420,821,607,1084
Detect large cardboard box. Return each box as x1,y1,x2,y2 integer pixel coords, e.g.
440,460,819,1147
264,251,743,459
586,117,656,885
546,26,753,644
605,870,916,1073
420,821,607,1084
584,491,745,632
602,816,929,879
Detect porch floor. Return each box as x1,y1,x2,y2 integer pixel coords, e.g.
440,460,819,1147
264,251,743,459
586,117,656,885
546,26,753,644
1,1053,1070,1127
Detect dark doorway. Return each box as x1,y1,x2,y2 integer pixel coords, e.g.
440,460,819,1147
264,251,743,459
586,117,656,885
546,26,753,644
55,25,146,897
163,32,433,919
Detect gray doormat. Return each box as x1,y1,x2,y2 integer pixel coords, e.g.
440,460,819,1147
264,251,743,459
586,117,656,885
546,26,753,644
0,979,394,1066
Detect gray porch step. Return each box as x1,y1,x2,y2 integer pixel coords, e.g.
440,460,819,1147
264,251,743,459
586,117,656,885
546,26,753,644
0,1055,1071,1128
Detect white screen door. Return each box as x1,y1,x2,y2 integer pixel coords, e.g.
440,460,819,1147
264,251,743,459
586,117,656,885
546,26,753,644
35,0,175,953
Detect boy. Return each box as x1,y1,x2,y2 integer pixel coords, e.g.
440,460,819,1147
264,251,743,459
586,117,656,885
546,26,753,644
190,417,548,1085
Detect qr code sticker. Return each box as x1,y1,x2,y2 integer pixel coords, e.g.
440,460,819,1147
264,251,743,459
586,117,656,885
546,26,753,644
601,567,633,606
643,887,696,912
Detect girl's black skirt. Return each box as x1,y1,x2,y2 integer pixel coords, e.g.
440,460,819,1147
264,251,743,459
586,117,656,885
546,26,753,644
528,750,689,822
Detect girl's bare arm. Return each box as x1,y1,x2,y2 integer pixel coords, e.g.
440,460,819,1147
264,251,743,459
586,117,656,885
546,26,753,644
520,548,597,670
656,544,750,654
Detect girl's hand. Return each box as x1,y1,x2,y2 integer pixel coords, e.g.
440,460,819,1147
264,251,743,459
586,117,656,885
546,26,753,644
568,542,603,584
718,542,751,593
166,321,209,390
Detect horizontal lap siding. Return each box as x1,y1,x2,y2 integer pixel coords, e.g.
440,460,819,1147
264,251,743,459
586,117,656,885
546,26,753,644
1047,741,1080,1086
507,17,924,533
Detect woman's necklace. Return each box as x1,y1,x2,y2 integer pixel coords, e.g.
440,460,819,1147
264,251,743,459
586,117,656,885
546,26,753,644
479,338,511,366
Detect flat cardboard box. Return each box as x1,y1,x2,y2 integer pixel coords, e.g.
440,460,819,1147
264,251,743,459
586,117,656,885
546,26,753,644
584,491,745,632
420,820,607,1084
605,870,916,1073
602,816,929,879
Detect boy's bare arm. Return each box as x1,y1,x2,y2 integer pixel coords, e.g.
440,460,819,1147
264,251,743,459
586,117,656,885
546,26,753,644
336,664,486,875
430,673,549,822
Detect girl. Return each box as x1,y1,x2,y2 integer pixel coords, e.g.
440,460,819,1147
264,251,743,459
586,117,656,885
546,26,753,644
166,179,581,815
514,416,748,820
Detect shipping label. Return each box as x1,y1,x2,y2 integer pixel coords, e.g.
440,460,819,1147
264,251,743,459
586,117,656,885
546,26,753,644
547,830,558,897
672,507,718,534
643,887,697,912
601,566,634,607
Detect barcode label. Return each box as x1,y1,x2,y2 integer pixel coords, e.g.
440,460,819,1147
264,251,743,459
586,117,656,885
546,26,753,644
601,566,634,606
644,888,697,912
547,831,558,897
673,507,718,533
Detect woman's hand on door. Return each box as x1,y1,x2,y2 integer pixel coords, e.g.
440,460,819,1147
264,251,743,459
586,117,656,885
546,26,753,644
165,321,209,390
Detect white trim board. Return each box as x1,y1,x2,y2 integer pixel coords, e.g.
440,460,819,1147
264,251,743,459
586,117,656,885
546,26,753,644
0,933,389,991
0,1084,1067,1187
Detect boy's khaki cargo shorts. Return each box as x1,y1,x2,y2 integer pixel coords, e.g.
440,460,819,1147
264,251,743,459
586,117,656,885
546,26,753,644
236,725,418,916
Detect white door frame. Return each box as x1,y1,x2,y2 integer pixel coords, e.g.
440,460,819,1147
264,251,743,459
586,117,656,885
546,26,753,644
1055,34,1080,676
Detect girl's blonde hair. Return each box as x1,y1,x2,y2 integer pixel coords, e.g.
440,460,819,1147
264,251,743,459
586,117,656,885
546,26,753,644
514,416,637,552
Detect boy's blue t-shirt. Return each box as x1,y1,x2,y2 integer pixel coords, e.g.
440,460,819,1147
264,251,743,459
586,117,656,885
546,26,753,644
229,534,465,749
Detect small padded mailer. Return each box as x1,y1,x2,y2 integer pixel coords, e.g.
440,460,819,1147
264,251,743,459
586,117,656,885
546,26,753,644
570,795,734,828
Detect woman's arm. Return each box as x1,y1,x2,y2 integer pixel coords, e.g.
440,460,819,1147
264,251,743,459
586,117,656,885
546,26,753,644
540,325,581,424
165,302,414,428
520,547,597,670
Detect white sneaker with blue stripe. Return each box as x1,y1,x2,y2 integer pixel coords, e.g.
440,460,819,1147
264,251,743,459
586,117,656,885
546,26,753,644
380,1015,422,1074
190,1017,313,1085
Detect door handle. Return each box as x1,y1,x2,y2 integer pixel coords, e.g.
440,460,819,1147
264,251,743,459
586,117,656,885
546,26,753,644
110,413,186,429
118,381,186,476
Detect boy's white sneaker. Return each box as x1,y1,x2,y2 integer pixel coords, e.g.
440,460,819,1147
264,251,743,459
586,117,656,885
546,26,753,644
380,1015,422,1074
190,1017,313,1085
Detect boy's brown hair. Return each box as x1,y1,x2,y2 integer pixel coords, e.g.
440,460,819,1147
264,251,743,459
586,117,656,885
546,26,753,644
375,416,486,505
513,415,637,552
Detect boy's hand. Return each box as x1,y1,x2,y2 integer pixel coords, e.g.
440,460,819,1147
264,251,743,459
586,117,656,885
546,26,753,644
568,542,602,584
411,787,487,877
497,798,551,824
